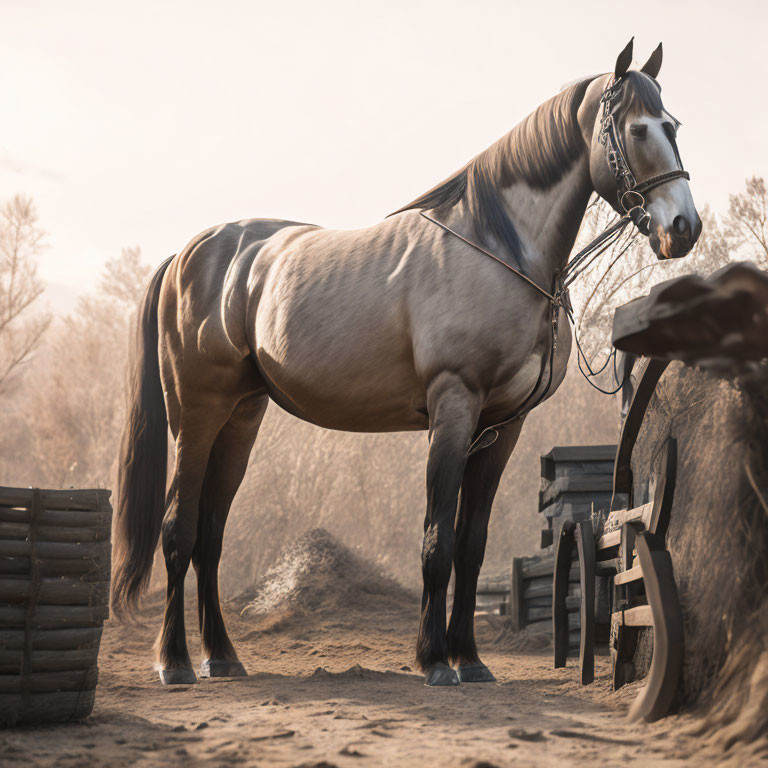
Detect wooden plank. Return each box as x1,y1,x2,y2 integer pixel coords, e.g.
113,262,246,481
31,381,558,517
0,508,112,528
0,557,108,579
597,530,621,550
595,557,620,575
648,437,677,539
510,558,525,631
524,595,552,609
627,532,684,723
0,604,109,629
521,556,555,579
613,605,653,627
553,521,574,669
0,540,109,560
0,690,95,724
527,598,579,622
0,488,111,511
575,519,596,685
525,618,554,634
0,648,97,674
0,667,98,694
614,564,643,585
524,582,553,600
540,475,614,506
602,502,654,537
0,578,109,606
611,359,670,507
541,445,618,464
475,591,507,601
476,574,511,592
0,522,110,543
525,582,581,600
0,627,103,651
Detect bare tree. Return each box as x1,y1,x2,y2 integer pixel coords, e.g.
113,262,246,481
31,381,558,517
1,247,153,487
99,246,152,307
0,195,51,392
724,176,768,267
569,198,731,365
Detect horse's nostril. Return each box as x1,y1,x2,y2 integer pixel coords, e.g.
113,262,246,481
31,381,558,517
673,215,690,238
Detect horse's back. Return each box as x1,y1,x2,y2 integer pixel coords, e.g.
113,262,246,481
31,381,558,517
179,218,317,271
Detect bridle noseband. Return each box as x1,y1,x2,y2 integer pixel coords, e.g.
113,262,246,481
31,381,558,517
598,75,690,236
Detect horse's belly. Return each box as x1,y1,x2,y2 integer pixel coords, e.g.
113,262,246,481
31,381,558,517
257,348,427,431
254,298,427,432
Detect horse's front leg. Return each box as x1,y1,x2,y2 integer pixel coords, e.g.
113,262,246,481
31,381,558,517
417,372,481,686
447,419,524,682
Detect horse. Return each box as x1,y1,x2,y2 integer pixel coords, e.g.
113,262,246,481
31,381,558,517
111,39,701,687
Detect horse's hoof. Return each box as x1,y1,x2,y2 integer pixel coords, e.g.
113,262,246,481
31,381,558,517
424,662,460,686
458,662,496,683
199,659,247,678
159,667,197,685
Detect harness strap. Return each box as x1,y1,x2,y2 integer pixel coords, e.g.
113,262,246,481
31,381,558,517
419,210,636,455
419,212,560,304
634,169,690,196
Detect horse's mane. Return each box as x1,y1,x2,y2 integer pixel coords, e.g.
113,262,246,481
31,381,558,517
392,71,665,265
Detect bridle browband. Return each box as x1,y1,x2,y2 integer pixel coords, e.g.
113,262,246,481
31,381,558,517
419,73,691,455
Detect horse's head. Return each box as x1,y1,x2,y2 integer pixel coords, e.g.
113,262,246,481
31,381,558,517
582,39,701,259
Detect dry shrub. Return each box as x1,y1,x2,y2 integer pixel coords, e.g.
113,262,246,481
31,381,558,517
631,363,768,748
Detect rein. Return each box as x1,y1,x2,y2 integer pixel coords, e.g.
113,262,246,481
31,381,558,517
420,74,691,455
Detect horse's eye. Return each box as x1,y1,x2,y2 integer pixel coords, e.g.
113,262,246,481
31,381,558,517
629,123,648,140
662,121,678,142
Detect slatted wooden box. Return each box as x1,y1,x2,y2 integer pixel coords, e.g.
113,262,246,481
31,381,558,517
538,445,617,549
0,487,112,726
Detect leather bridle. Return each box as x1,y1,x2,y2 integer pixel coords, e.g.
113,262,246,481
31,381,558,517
597,75,690,237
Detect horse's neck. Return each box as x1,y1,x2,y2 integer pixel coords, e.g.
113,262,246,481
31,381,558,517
501,156,593,286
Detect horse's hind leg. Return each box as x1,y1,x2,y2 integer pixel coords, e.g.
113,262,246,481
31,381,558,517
447,420,524,683
193,394,267,677
156,396,237,685
417,373,482,686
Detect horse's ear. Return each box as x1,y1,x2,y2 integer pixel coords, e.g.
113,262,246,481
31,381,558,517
640,43,663,79
614,37,634,79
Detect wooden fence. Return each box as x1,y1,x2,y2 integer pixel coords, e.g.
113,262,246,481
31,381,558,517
475,444,617,652
476,553,582,650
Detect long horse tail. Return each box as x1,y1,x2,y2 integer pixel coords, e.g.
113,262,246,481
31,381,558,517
111,255,173,617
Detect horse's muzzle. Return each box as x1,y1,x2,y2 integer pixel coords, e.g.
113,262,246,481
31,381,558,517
650,213,702,260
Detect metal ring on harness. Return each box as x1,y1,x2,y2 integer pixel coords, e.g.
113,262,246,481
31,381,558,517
620,189,646,212
626,206,652,236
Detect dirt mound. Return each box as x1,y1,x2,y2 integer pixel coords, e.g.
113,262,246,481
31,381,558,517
234,528,418,627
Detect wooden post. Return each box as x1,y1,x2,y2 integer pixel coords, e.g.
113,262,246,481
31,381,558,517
553,522,575,668
510,558,525,631
575,519,595,685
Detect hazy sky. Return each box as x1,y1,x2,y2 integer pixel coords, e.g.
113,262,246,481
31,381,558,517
3,0,767,308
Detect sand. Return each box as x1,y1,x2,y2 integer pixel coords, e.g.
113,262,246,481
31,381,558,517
1,531,765,767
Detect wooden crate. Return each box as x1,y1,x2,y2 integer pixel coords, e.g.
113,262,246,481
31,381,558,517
476,554,582,650
0,487,112,726
538,445,616,549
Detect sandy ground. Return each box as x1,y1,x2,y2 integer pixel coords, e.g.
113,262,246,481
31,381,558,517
1,534,765,767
